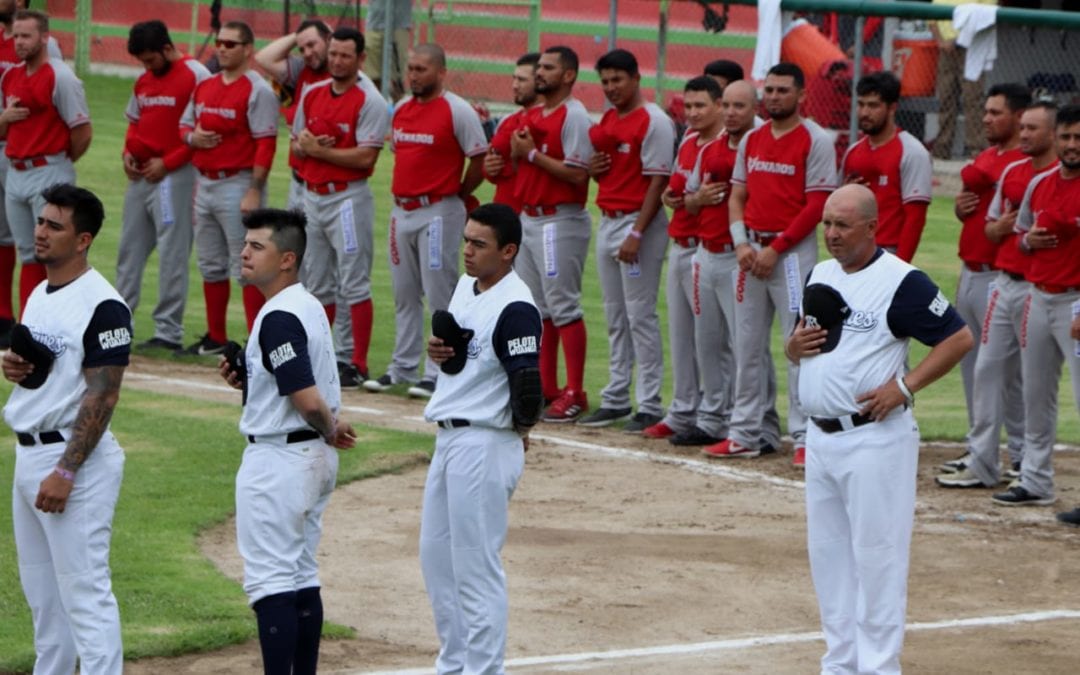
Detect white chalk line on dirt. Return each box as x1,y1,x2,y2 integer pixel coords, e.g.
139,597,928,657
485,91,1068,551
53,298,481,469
352,609,1080,674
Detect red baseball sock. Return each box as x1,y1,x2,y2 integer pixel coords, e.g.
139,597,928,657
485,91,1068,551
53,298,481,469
18,262,46,318
350,299,373,373
242,285,265,332
540,318,561,399
559,318,587,392
0,246,16,320
204,280,230,343
323,303,336,324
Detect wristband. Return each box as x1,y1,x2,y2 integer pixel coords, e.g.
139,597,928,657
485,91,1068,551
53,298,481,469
627,228,642,240
730,219,749,247
54,466,75,482
185,132,194,146
527,148,538,164
896,375,915,404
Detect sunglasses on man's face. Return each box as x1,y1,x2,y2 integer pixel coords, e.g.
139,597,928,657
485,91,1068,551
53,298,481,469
215,39,247,49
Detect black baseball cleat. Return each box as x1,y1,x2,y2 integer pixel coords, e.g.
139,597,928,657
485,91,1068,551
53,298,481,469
338,362,367,388
623,412,662,434
577,407,632,428
138,337,183,352
176,333,226,356
669,427,722,447
1056,507,1080,527
991,485,1056,507
408,380,435,398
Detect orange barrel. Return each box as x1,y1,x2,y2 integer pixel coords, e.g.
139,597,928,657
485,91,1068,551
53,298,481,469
780,19,845,82
892,32,939,96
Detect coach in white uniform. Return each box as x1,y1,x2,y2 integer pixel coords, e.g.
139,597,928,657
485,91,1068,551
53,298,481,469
421,203,543,674
4,184,131,675
786,185,971,674
220,208,356,675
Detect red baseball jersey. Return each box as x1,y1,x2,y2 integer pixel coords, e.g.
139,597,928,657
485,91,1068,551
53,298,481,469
488,108,529,212
124,55,210,172
668,130,703,238
594,102,675,212
292,76,388,184
692,132,739,246
515,97,594,208
988,157,1058,277
1016,168,1080,287
840,130,932,249
391,90,487,198
0,58,90,160
0,32,16,78
957,145,1026,265
731,119,837,234
278,55,331,175
180,70,279,172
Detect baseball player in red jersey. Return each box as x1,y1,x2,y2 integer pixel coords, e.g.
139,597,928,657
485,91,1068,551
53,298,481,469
484,52,541,213
840,72,932,262
115,21,209,353
576,49,673,432
179,20,278,355
950,84,1030,461
509,46,594,421
992,104,1080,509
937,102,1058,491
292,27,388,389
0,9,90,318
365,43,487,398
704,63,836,464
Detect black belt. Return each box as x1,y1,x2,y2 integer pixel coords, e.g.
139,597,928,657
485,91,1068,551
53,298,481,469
246,429,321,444
17,430,65,446
437,419,471,430
811,412,875,434
1005,271,1025,282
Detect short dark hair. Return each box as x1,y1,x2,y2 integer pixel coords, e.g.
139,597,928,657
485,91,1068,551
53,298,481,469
13,9,47,32
413,43,446,68
296,18,331,40
596,48,638,77
987,83,1032,112
41,183,105,238
516,52,540,68
243,208,308,268
704,59,743,83
331,26,365,55
1027,100,1058,124
684,75,723,101
767,62,805,89
468,203,521,252
127,20,173,56
543,45,579,74
221,20,254,46
855,71,901,105
1057,104,1080,129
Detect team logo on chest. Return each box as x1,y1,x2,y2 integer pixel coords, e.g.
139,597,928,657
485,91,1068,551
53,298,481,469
29,328,65,357
842,309,878,332
466,337,481,359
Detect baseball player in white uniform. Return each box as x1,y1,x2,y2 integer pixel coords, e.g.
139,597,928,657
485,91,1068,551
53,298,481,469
4,184,132,675
421,203,543,674
220,208,356,675
787,185,972,674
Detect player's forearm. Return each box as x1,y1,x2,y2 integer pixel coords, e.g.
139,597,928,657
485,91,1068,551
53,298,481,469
69,123,92,162
897,201,929,262
250,165,270,191
633,175,668,232
905,327,974,395
534,152,589,185
728,184,746,224
772,191,828,254
459,156,485,196
289,386,338,440
59,365,125,474
313,145,381,170
253,35,296,81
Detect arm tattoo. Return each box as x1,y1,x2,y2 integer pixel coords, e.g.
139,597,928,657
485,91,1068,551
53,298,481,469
58,365,126,473
300,408,335,440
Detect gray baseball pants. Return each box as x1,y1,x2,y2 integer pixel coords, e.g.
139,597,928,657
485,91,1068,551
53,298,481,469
301,181,374,306
516,205,592,326
728,235,816,448
5,156,75,262
594,211,667,416
1016,288,1080,500
386,197,464,384
194,171,265,284
0,152,13,246
966,272,1028,486
660,242,700,434
115,165,196,345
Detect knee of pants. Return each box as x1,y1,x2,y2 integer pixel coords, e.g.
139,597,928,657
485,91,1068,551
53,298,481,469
197,257,229,283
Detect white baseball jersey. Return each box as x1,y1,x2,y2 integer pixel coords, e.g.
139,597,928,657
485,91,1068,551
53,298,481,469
424,271,541,429
4,269,131,432
241,283,339,437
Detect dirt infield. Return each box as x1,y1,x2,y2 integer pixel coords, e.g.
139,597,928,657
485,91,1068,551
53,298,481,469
123,358,1080,674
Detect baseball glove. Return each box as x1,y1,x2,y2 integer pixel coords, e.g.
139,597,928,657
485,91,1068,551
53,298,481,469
10,324,55,389
432,310,474,375
221,340,247,389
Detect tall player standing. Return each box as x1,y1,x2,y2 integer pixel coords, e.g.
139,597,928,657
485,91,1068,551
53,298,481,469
365,43,487,398
179,20,278,355
577,49,674,432
704,63,836,463
483,52,541,214
291,27,388,388
0,0,24,344
0,9,90,318
115,20,209,352
510,46,594,421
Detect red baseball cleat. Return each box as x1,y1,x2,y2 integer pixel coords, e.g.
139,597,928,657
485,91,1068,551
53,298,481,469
642,421,676,439
792,445,806,468
701,438,761,459
542,389,589,423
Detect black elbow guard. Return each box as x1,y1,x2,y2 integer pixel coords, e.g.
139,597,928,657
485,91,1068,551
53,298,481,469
509,366,543,431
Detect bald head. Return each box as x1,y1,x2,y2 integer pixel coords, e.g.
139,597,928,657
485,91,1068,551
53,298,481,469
412,43,446,68
822,184,879,271
722,79,757,104
722,79,758,135
827,184,878,222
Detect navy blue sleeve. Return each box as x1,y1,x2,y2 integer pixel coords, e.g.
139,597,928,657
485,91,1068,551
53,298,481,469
492,301,542,374
82,300,132,368
258,310,316,396
886,270,967,346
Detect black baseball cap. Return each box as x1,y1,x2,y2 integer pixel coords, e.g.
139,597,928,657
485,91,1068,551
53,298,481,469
802,284,850,354
431,310,474,375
